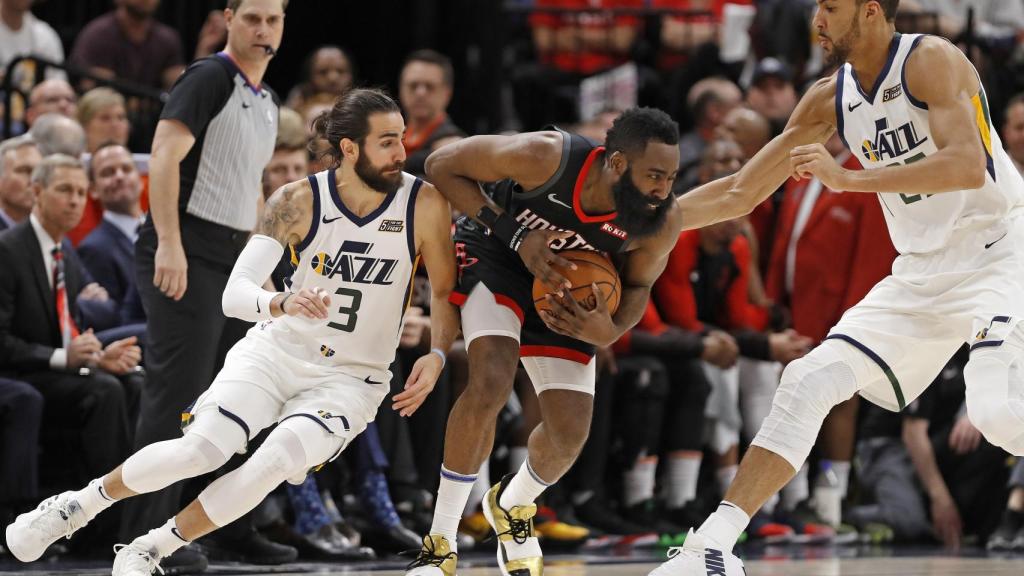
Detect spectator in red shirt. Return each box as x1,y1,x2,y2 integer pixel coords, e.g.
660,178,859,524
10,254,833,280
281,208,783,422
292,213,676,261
513,0,644,130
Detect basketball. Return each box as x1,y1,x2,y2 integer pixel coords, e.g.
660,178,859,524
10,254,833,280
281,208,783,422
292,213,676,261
532,250,621,316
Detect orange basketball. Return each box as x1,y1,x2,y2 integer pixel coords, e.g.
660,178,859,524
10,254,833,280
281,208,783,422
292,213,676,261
532,250,621,316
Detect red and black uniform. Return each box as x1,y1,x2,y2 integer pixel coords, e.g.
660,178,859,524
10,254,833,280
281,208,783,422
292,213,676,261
450,128,630,362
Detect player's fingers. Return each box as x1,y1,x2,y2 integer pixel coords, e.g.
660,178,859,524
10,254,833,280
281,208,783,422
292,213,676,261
544,229,575,243
591,283,609,313
297,298,321,318
548,250,578,271
545,294,573,316
540,310,573,336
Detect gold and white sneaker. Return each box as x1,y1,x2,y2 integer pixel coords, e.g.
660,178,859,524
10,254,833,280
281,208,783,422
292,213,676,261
481,474,543,576
404,534,457,576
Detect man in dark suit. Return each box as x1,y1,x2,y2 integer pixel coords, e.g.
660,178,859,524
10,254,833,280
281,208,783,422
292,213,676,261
0,135,42,232
0,378,43,550
78,143,147,326
0,154,143,492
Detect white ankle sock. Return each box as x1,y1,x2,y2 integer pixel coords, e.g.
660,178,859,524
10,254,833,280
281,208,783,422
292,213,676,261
431,465,478,552
666,454,701,509
715,465,738,496
72,478,116,521
139,517,189,559
499,459,552,509
624,455,658,507
781,463,809,511
697,501,750,554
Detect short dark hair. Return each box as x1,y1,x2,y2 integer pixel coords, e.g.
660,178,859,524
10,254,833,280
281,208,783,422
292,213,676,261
861,0,899,22
403,49,454,87
604,107,679,157
1007,93,1024,111
310,88,401,167
226,0,289,12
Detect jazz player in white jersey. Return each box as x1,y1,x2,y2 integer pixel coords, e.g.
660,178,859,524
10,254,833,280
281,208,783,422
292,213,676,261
650,1,1024,575
4,88,459,575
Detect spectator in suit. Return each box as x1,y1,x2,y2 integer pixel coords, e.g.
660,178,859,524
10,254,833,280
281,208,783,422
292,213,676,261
78,143,147,326
0,154,142,492
25,79,77,127
0,378,44,541
0,135,41,232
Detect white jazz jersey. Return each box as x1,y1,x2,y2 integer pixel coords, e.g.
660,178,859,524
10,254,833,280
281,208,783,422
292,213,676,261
267,169,421,378
836,33,1024,255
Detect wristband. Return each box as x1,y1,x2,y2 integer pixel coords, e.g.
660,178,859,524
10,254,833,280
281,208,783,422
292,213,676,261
278,292,294,314
430,347,447,369
478,206,530,252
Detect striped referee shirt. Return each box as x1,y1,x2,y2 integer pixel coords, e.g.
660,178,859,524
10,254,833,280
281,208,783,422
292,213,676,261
160,52,278,231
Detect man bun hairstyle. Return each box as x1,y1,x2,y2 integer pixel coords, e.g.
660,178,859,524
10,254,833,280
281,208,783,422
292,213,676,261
310,88,401,168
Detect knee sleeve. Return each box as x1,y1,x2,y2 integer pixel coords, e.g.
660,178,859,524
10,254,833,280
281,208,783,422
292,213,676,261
121,433,233,494
965,345,1024,456
198,417,344,527
751,340,864,470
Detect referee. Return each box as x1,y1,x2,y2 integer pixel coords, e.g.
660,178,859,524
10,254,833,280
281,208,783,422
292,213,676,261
122,0,291,567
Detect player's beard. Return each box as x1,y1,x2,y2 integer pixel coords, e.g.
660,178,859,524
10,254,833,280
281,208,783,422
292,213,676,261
611,167,673,238
355,152,404,195
824,14,860,69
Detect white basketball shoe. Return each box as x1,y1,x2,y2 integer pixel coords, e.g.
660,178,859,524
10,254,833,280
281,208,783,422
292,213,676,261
5,492,88,562
648,530,746,576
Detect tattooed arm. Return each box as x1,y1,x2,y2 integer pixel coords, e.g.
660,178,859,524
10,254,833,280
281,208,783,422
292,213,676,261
222,180,314,321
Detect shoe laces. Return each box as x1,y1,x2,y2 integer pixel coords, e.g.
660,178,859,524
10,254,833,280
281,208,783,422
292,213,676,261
402,536,455,570
31,495,86,541
113,543,165,575
495,514,533,545
665,545,700,562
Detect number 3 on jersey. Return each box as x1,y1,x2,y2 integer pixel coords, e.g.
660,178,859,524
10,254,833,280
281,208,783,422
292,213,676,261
328,287,362,332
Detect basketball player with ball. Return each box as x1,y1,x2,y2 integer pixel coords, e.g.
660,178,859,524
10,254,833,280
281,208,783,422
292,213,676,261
406,108,684,576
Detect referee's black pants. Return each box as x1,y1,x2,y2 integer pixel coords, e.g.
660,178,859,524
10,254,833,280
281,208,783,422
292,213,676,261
120,216,248,541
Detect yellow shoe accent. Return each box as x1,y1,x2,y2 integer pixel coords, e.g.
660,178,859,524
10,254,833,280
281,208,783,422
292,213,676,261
482,475,543,576
536,520,589,542
460,512,491,542
404,534,457,576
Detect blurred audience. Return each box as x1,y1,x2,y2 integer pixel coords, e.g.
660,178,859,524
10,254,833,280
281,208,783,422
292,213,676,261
0,134,40,231
1003,94,1024,176
399,49,465,177
25,79,77,127
745,58,798,136
70,0,185,91
285,45,355,110
78,88,131,154
0,0,65,83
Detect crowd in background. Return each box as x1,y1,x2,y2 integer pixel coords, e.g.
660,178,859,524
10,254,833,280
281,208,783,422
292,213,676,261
2,0,1024,567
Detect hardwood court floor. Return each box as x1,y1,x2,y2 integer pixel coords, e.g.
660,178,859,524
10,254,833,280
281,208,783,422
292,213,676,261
269,557,1024,575
5,556,1024,576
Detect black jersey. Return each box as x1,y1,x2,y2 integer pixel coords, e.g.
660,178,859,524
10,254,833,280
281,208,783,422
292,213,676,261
478,127,632,255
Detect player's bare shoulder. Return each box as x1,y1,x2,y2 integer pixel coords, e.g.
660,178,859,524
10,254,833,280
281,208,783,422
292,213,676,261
903,35,979,101
506,129,566,190
258,178,314,247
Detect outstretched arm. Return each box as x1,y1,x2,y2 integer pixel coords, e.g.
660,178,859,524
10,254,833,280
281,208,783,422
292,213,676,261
676,77,837,230
392,183,460,417
793,37,987,195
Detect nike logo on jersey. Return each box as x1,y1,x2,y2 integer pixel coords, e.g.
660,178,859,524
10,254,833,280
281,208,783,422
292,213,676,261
322,214,344,224
848,101,863,112
364,376,383,385
548,193,572,209
985,233,1007,249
